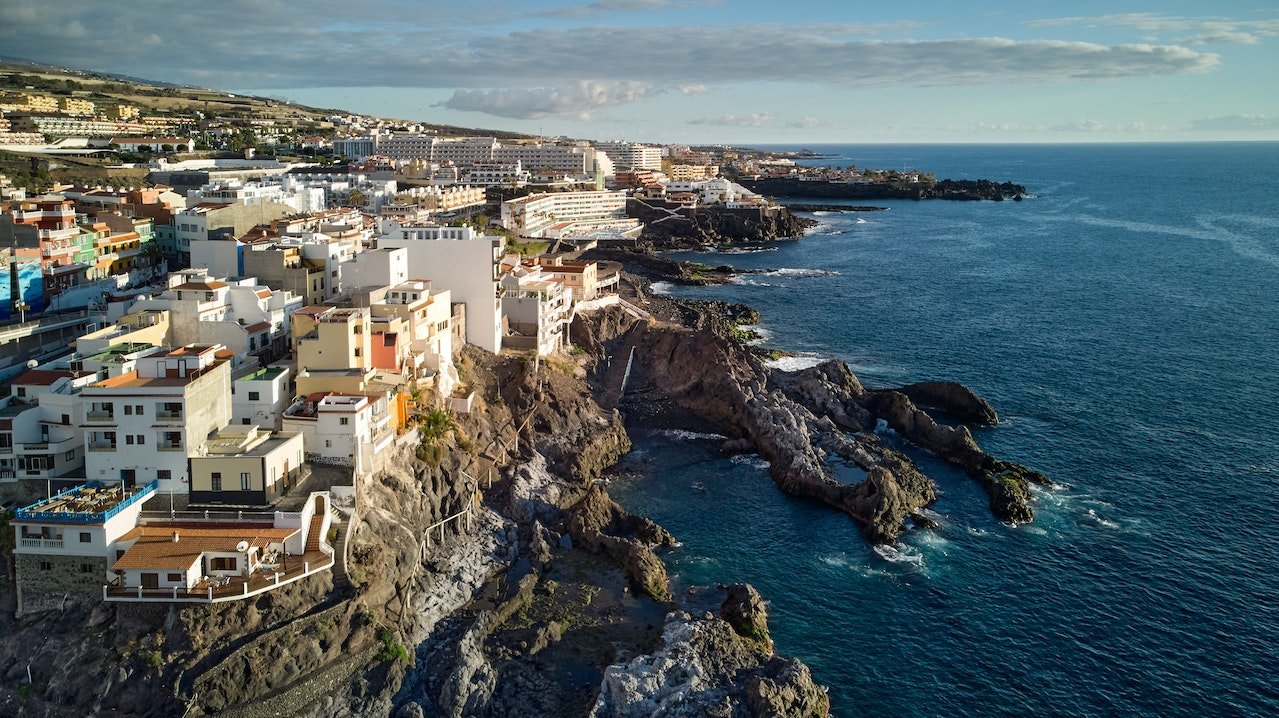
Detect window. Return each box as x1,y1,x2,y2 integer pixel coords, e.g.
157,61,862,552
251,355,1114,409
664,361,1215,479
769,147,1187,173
135,404,144,415
61,414,69,424
325,440,332,448
39,561,52,571
158,469,171,481
242,418,251,425
211,557,235,571
125,435,134,445
79,532,91,543
167,572,182,582
16,387,25,397
247,391,260,401
136,435,145,445
124,405,133,415
241,472,251,490
80,563,95,573
339,417,349,426
65,450,74,461
211,472,222,492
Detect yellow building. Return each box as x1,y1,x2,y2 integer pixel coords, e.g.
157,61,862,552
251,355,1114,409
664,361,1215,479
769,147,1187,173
19,94,58,113
668,164,720,181
109,104,141,121
59,97,96,116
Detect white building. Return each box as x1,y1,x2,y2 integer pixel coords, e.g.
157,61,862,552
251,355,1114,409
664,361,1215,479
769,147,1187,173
596,141,662,172
348,246,409,289
231,365,292,430
493,143,611,176
499,190,637,239
376,224,504,353
130,271,301,360
81,344,233,493
12,481,157,613
0,369,99,482
500,261,574,356
281,393,375,472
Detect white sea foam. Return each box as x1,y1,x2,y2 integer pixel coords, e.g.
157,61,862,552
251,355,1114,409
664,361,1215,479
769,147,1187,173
874,544,925,567
718,245,778,255
1083,509,1120,529
729,277,783,288
745,325,773,346
819,554,892,578
654,429,728,442
966,526,990,536
856,218,867,224
765,353,825,371
648,281,675,295
757,267,841,278
729,454,771,470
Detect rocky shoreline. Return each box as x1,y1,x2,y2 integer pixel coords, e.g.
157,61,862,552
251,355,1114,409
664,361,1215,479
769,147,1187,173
738,176,1027,201
0,227,1051,718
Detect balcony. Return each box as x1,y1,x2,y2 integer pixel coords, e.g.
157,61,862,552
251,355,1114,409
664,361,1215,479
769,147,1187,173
20,537,64,549
157,443,184,452
86,411,115,422
87,443,117,452
155,410,183,421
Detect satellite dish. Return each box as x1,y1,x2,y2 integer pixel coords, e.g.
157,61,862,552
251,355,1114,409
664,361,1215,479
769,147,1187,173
235,540,250,553
26,360,38,369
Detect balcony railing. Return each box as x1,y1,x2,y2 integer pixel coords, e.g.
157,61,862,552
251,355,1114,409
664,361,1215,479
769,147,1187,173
20,537,64,549
157,444,184,452
87,443,116,452
155,411,182,421
86,411,114,421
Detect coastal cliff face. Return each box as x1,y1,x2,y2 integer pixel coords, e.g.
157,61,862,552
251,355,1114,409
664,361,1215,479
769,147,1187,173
0,255,1049,717
626,199,814,249
737,176,1027,201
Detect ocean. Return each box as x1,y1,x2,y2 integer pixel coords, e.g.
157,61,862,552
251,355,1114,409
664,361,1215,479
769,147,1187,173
608,143,1279,717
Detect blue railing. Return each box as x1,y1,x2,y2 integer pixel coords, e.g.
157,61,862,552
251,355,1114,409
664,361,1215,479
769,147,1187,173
15,480,159,524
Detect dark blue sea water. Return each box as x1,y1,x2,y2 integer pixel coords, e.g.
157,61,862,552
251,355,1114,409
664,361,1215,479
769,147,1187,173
608,143,1279,717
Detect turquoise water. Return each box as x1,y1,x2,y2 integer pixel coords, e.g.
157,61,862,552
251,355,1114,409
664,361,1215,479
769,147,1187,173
609,143,1279,717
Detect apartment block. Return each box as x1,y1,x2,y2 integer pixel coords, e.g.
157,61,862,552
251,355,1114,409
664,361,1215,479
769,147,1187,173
80,344,233,493
376,224,504,353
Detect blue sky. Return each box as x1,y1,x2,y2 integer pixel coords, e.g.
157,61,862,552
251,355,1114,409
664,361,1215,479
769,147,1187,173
3,0,1278,142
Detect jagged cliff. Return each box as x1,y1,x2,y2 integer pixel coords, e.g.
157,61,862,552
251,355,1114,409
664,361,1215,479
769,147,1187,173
627,199,815,249
738,177,1027,201
0,333,824,717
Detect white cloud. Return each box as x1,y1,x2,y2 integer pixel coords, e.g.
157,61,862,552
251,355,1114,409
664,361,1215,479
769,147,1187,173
784,116,824,129
1189,114,1279,131
439,81,663,119
679,84,707,96
687,113,824,129
688,113,776,127
0,6,1221,92
535,0,721,18
1028,13,1279,45
1049,119,1163,132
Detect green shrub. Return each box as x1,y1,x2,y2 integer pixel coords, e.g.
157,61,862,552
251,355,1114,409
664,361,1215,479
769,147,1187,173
375,627,410,665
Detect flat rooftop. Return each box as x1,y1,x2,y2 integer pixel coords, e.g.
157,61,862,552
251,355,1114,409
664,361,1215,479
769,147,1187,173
84,342,159,363
236,365,288,382
16,480,157,523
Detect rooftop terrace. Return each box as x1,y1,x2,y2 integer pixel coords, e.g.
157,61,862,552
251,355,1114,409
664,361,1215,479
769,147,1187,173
15,480,158,524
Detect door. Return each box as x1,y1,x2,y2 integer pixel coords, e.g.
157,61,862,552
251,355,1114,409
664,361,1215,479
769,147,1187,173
121,469,136,486
140,573,159,589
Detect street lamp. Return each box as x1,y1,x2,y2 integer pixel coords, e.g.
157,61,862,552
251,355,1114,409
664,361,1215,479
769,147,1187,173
14,300,28,324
